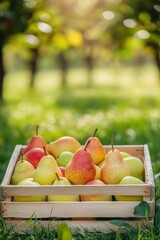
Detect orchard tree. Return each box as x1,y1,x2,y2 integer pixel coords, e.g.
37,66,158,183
0,0,33,102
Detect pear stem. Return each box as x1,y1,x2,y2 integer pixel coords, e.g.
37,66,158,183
43,147,47,155
55,172,60,181
36,125,39,136
93,128,98,137
111,135,114,152
84,139,90,151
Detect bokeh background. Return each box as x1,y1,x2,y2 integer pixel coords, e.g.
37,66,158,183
0,0,160,182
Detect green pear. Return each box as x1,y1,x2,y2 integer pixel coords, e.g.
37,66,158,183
11,160,35,185
48,174,79,201
55,223,72,240
56,151,74,167
100,145,130,184
13,178,46,202
124,156,144,180
49,136,81,158
85,129,106,165
33,154,62,185
120,151,131,159
115,176,145,201
65,141,96,185
80,180,112,201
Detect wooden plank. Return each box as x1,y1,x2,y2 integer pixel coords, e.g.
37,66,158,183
1,145,22,185
1,201,154,218
2,184,151,197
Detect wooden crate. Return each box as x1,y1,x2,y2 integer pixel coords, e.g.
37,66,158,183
0,144,155,233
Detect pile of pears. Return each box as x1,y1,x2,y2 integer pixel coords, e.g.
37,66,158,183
11,127,145,202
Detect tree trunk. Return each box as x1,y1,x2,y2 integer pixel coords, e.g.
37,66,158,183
29,48,39,88
58,52,68,87
148,42,160,80
0,41,5,103
85,54,94,87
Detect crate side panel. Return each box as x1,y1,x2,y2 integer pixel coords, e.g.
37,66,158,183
1,201,154,219
1,145,22,186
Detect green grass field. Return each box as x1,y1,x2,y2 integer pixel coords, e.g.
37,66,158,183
0,63,160,239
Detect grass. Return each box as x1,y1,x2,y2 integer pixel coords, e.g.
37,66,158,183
0,63,160,238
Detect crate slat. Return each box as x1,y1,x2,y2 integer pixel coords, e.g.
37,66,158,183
1,200,154,218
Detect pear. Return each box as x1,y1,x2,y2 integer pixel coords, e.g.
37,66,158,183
33,154,62,185
120,151,131,159
94,165,101,180
100,138,130,184
11,159,35,185
124,156,144,180
56,151,74,167
85,129,106,165
23,147,47,168
47,173,79,201
80,180,112,201
13,178,46,202
23,125,48,154
49,136,81,158
115,176,145,201
65,141,96,185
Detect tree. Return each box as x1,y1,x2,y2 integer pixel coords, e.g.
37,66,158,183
0,0,32,102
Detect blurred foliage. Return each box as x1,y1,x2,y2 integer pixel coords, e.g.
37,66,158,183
2,0,160,70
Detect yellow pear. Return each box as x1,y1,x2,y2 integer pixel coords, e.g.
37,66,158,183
11,160,35,185
115,176,145,201
94,165,101,180
85,129,106,165
48,174,79,201
49,136,81,158
13,178,46,202
33,154,62,185
100,143,130,184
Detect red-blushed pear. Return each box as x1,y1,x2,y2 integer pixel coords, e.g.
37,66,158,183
48,136,81,158
65,140,96,185
47,173,79,202
115,176,145,201
23,125,48,155
23,147,48,168
100,136,130,184
33,153,62,185
13,178,46,202
80,179,112,201
59,166,66,177
85,129,106,165
11,159,35,185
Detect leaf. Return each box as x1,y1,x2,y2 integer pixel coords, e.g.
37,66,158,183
134,201,150,218
155,210,160,226
109,219,132,228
